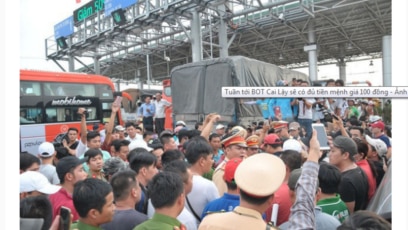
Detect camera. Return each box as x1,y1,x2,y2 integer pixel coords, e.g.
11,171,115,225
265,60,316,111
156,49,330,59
322,110,333,123
83,109,92,115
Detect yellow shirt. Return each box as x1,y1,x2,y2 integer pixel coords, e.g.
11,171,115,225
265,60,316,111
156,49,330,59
199,206,271,230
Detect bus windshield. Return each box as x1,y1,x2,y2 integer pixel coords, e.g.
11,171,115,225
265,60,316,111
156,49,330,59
20,70,121,154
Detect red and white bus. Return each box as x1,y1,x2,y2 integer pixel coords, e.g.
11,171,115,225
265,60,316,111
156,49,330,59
20,70,123,154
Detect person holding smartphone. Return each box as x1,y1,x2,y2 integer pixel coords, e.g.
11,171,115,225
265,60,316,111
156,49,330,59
295,81,315,139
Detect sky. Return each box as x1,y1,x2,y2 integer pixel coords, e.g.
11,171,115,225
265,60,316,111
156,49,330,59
19,0,385,86
20,0,83,72
5,0,408,228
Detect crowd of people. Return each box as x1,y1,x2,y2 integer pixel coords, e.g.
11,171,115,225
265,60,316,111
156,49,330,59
19,81,392,230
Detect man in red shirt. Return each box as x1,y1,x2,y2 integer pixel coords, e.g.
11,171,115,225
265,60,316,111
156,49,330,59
49,156,87,222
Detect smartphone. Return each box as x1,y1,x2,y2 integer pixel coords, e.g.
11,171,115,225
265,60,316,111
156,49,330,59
59,206,71,230
312,123,330,150
114,96,123,105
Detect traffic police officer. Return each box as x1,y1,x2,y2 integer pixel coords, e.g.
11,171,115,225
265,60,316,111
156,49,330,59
199,153,285,230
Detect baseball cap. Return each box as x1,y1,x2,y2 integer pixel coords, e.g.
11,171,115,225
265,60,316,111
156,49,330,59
282,139,302,153
174,126,185,134
360,99,369,105
20,171,60,194
287,168,302,191
287,168,318,191
176,121,186,127
371,120,385,130
365,135,387,157
261,134,282,148
129,141,153,152
288,122,300,131
368,115,382,123
223,158,243,183
235,153,286,196
38,142,55,158
56,156,87,181
115,125,125,131
246,135,260,148
148,138,163,150
216,124,225,130
332,136,358,156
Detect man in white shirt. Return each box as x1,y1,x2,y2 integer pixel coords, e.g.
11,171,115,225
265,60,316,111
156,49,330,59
153,93,172,135
295,81,315,139
125,122,143,142
185,136,220,223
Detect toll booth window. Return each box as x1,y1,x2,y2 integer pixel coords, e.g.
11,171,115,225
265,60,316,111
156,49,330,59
20,81,41,96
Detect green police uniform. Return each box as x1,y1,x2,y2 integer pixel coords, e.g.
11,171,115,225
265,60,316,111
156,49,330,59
133,213,185,230
70,220,102,230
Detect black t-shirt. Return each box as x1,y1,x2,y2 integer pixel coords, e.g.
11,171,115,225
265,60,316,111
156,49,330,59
69,141,79,150
372,160,385,186
339,167,369,212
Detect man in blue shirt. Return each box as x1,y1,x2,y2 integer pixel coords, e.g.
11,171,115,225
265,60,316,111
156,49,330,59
138,96,156,132
201,158,242,219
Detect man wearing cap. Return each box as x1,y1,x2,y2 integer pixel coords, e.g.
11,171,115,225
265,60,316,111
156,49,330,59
288,121,301,140
215,124,226,138
49,156,88,222
365,135,387,186
202,158,242,219
20,171,60,200
199,153,286,230
328,136,369,213
370,120,392,159
357,99,369,121
115,125,127,140
176,120,187,128
272,121,290,141
245,135,260,157
38,142,60,185
261,133,283,157
213,132,248,196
